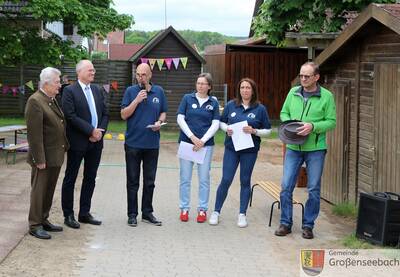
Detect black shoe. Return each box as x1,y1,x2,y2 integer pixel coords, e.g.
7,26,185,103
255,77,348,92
302,227,314,239
142,213,162,226
274,224,292,236
29,227,51,239
43,221,63,232
127,216,137,227
64,215,80,229
78,213,102,225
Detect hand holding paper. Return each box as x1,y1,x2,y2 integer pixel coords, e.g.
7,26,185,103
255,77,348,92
229,121,254,151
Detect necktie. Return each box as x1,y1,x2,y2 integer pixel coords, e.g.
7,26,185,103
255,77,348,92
84,86,98,128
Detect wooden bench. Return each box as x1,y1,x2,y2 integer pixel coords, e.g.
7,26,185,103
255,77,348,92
249,180,304,227
3,142,29,164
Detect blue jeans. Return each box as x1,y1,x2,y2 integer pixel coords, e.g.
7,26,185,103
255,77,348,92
179,146,214,211
214,148,258,214
280,149,326,229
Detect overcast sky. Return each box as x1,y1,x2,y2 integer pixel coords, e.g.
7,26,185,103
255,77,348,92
112,0,256,37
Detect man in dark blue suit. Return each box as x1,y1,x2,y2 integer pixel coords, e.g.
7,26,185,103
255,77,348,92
61,60,109,229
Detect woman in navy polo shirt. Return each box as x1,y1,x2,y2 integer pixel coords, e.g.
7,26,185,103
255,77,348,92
209,78,271,227
177,73,220,223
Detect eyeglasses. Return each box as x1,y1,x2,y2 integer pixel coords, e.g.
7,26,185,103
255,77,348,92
136,73,147,78
299,74,314,80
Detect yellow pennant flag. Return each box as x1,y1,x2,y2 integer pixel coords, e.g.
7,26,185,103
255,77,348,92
148,59,156,70
0,82,2,88
25,80,34,91
156,59,164,71
180,57,188,69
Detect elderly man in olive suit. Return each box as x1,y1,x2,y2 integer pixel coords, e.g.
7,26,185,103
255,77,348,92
25,67,69,239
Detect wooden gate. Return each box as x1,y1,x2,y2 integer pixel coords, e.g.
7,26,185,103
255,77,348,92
321,81,350,204
373,64,400,193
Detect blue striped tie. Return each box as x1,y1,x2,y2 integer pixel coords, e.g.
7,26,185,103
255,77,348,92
84,86,98,128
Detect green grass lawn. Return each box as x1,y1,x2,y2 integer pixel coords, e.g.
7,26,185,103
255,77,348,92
0,117,26,126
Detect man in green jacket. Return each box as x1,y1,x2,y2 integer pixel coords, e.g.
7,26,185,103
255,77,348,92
275,62,336,239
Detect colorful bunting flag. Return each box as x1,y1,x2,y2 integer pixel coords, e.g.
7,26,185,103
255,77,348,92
25,80,34,91
165,58,173,70
111,81,118,91
11,87,18,97
172,58,180,69
180,57,188,69
148,59,156,70
2,85,9,94
156,59,164,71
140,58,149,64
18,85,25,95
103,84,110,93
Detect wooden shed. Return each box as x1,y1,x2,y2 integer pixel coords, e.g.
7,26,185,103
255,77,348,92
315,3,400,204
204,43,308,119
129,26,205,125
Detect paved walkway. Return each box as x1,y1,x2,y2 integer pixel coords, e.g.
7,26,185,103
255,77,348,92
0,139,352,276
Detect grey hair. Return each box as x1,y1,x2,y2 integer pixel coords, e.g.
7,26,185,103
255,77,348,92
39,67,61,88
301,61,320,75
76,59,92,73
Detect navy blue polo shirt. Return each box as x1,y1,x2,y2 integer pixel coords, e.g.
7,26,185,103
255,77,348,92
177,92,220,146
121,84,168,149
221,100,271,153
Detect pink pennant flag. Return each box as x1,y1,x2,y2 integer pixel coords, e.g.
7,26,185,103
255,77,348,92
140,58,149,64
165,58,173,70
3,85,9,94
172,58,180,69
103,84,110,93
148,59,156,70
12,87,18,96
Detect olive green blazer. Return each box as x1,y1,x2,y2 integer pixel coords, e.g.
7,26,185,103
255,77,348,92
25,90,69,167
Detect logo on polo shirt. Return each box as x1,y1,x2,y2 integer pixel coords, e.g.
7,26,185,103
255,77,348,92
230,112,236,117
205,105,213,111
152,97,160,104
247,113,256,119
192,104,198,109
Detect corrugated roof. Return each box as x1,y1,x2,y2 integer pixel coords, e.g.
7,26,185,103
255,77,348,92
109,44,143,61
0,1,28,14
377,4,400,18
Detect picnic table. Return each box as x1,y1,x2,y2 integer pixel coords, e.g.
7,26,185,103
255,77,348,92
0,125,27,145
0,125,28,164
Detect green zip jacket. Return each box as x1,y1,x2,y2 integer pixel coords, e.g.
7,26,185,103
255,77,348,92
280,85,336,151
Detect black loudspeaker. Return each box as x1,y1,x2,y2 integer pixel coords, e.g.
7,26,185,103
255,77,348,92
356,192,400,246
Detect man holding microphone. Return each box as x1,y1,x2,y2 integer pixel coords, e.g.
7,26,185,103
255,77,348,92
121,63,168,227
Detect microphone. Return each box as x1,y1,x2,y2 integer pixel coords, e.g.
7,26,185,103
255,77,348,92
139,83,147,103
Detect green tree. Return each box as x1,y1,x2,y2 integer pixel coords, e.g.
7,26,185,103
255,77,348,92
125,29,242,52
0,0,133,65
252,0,395,46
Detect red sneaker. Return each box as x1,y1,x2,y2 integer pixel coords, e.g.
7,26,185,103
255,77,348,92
180,210,189,222
197,210,207,223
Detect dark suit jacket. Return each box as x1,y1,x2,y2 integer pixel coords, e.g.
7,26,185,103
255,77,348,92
25,90,69,167
62,81,109,151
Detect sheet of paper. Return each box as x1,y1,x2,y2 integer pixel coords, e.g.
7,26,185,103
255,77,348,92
146,122,167,128
229,120,254,151
177,141,207,164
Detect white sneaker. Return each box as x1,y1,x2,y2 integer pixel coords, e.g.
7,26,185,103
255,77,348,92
237,213,248,228
209,211,220,225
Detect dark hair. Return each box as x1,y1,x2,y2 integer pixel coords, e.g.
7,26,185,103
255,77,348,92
197,72,213,95
301,61,320,75
235,78,259,106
